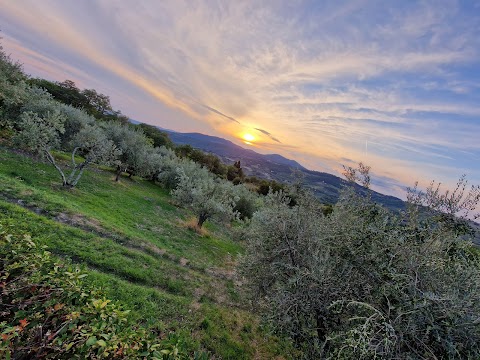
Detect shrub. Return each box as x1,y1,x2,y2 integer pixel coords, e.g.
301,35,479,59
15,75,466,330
232,184,260,221
0,222,195,359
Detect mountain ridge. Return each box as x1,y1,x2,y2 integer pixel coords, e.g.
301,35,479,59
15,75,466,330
166,131,306,170
163,129,406,211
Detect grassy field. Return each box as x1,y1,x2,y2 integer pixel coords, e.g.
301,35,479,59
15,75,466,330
0,148,292,359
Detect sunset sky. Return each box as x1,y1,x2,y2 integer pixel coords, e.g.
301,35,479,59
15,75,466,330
1,0,479,197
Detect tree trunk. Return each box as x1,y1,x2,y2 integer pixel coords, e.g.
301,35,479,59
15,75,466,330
315,309,329,353
44,149,67,186
70,161,89,187
66,146,83,184
71,147,80,168
197,213,209,228
115,166,122,182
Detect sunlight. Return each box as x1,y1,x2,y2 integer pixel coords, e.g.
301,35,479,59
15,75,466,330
243,133,255,142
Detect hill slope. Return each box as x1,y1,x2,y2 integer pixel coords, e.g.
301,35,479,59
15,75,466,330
0,148,292,358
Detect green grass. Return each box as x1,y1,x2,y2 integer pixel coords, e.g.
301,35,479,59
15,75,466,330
0,149,242,267
0,148,292,358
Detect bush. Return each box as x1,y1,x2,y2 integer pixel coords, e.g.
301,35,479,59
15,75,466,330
0,223,191,359
103,122,153,181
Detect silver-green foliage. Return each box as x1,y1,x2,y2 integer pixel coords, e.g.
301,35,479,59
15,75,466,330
141,145,175,182
0,44,27,127
156,156,198,190
0,83,51,130
172,161,238,227
58,103,96,148
66,125,120,186
0,44,24,84
241,169,480,359
103,122,154,180
15,100,119,187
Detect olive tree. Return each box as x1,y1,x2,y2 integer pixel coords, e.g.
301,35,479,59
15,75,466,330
325,183,480,359
16,108,119,187
240,189,329,355
15,109,67,181
58,103,96,148
156,156,196,190
65,125,120,187
0,42,25,84
103,122,153,181
0,43,27,128
142,146,176,182
241,166,480,359
172,162,238,228
231,182,261,220
0,83,50,131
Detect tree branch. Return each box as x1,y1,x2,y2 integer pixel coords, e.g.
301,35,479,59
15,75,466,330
44,149,66,185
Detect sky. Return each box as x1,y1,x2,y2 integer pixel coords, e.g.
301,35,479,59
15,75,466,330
1,0,480,198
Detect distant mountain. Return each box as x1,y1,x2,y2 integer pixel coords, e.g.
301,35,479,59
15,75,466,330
262,153,307,169
166,131,305,170
164,130,406,211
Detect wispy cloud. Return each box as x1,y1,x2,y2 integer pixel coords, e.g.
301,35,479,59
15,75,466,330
1,0,479,196
254,128,281,143
201,105,240,124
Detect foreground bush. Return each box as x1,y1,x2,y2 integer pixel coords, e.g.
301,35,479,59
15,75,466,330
0,222,195,359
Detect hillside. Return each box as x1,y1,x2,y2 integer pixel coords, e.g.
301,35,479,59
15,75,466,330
165,130,405,211
0,148,292,359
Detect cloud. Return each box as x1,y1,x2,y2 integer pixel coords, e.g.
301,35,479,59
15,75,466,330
201,105,240,124
254,128,281,143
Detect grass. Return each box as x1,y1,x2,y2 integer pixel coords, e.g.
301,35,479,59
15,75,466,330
0,147,292,358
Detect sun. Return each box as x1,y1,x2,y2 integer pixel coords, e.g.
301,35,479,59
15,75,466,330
243,133,255,142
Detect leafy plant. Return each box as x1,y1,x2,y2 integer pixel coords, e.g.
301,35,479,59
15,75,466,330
0,223,196,359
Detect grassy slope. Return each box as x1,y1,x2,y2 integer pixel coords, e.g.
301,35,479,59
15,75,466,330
0,148,291,359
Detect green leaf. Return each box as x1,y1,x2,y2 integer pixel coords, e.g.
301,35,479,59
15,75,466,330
86,336,97,346
96,339,107,347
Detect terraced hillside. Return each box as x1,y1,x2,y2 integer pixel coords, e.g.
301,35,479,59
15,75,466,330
0,148,292,359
